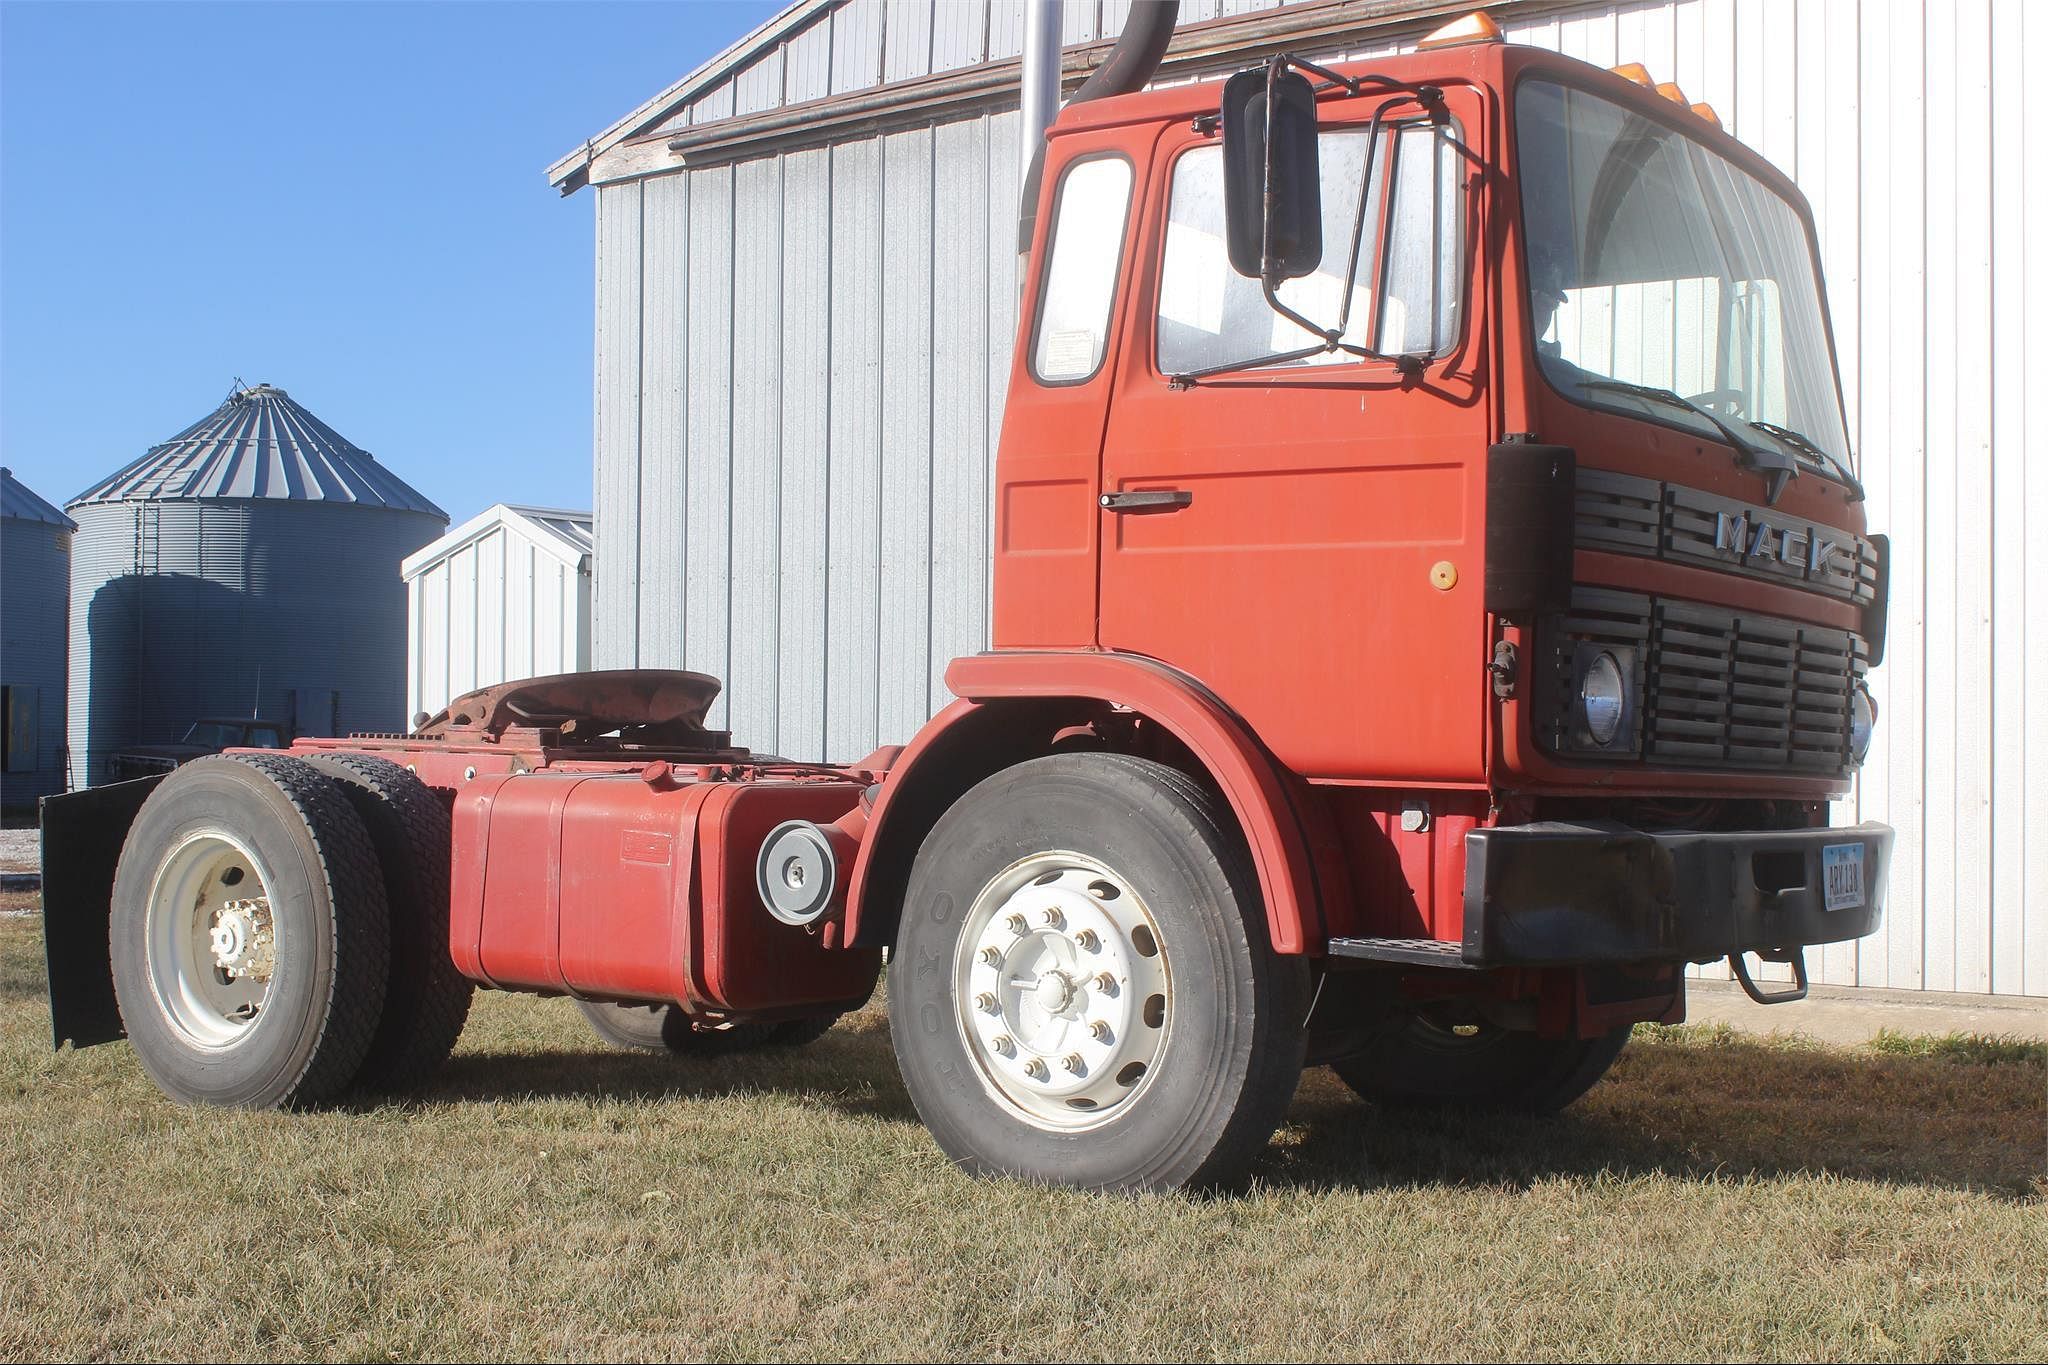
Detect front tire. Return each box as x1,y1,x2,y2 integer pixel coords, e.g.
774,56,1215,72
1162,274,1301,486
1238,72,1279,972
889,753,1309,1193
110,755,390,1109
1332,1014,1631,1114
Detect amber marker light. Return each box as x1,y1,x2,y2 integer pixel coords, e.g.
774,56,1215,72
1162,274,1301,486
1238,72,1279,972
1417,11,1503,49
1610,62,1654,85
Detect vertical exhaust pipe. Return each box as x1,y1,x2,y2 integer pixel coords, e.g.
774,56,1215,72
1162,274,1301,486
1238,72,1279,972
1017,0,1180,253
1020,0,1065,194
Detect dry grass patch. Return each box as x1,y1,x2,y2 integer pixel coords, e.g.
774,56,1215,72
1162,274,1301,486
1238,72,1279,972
0,912,2040,1362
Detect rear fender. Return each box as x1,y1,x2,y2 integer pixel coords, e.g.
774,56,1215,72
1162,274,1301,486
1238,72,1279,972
40,776,165,1049
844,653,1334,955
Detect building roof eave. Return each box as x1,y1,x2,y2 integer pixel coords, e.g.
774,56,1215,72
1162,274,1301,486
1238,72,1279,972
546,0,829,194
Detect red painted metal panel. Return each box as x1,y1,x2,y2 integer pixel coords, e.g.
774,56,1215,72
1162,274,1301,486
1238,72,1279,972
473,773,590,991
687,781,880,1013
1091,86,1496,784
936,651,1337,954
557,778,713,1003
451,764,879,1015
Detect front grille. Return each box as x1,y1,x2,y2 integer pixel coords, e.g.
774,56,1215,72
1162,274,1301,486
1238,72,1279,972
1573,471,1880,608
1537,588,1867,775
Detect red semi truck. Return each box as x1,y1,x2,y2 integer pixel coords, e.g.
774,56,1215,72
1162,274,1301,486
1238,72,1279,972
42,8,1889,1193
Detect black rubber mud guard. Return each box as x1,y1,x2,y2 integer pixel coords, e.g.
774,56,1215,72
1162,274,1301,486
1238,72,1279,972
40,776,164,1049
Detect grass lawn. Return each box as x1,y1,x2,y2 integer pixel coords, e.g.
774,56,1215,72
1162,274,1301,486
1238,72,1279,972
0,897,2041,1362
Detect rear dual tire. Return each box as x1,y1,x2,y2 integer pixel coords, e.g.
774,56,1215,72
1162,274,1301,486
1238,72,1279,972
111,752,469,1109
111,755,391,1109
301,753,472,1095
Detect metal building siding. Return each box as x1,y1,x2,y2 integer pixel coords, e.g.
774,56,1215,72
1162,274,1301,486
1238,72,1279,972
586,0,2044,995
1,508,72,806
403,509,593,719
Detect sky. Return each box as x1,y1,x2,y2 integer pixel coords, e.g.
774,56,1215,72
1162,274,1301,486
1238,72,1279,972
1,0,783,527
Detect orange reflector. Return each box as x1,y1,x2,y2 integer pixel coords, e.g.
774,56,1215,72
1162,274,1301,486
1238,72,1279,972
1611,62,1653,86
1417,11,1503,49
1691,102,1722,129
1655,81,1688,105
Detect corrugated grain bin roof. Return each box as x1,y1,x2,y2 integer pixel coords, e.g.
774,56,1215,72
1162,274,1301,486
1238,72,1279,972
68,383,446,517
2,467,77,530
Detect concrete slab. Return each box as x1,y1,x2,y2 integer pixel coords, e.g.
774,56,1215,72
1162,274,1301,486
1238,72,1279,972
1684,978,2048,1046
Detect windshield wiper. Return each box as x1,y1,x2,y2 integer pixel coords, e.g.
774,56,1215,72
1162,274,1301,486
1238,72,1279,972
1571,377,1800,504
1744,420,1865,501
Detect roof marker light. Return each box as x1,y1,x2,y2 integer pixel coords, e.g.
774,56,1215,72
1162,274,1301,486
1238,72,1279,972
1417,11,1503,49
1691,102,1722,129
1610,62,1654,86
1655,81,1689,105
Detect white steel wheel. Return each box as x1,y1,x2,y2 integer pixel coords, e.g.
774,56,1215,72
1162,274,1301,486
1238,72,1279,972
143,828,278,1049
890,752,1310,1193
953,852,1171,1130
109,754,389,1110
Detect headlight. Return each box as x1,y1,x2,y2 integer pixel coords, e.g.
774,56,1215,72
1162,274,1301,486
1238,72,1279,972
1580,650,1627,747
1849,685,1877,765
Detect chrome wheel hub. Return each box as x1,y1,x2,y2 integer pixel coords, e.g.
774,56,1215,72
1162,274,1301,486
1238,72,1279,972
954,852,1172,1130
145,830,276,1048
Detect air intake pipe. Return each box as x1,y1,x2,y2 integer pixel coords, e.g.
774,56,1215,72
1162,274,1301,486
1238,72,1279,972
1016,0,1180,253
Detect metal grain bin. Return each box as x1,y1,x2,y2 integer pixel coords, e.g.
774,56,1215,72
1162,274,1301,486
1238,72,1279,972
65,384,447,788
1,468,75,810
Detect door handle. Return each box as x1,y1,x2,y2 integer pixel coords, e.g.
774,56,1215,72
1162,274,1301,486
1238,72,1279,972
1099,489,1193,513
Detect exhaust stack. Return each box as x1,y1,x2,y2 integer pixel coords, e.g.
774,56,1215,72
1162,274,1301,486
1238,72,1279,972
1017,0,1180,252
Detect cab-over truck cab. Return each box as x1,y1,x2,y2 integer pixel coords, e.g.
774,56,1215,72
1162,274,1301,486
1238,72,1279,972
42,9,1888,1195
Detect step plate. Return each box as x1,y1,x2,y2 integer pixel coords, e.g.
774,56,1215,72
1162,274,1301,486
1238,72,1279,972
1326,936,1481,970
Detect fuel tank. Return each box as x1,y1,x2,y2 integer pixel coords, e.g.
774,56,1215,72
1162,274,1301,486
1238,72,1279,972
448,766,880,1018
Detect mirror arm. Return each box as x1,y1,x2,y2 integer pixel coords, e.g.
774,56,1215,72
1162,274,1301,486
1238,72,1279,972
1257,58,1285,281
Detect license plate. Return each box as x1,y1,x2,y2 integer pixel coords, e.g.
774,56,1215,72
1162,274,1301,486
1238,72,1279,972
1822,843,1865,911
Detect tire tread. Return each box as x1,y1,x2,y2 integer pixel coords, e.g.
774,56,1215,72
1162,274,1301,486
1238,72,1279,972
223,753,391,1107
303,753,473,1095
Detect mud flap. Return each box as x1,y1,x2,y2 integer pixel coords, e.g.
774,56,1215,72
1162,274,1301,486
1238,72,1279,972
40,776,164,1049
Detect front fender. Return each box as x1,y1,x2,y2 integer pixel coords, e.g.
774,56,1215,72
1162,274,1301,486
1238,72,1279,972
844,652,1334,955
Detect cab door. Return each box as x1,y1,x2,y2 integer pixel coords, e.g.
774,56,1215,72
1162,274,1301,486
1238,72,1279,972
991,138,1142,650
1096,95,1492,781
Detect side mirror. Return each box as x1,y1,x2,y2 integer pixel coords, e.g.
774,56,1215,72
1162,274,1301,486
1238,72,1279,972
1221,65,1322,280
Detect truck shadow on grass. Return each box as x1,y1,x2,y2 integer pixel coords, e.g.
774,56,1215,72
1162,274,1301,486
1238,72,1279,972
426,1021,2044,1199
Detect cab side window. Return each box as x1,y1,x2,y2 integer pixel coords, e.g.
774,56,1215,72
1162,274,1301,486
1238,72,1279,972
1157,124,1462,376
1031,156,1135,384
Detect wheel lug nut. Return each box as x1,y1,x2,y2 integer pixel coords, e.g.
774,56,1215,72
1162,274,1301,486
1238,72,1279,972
1094,972,1117,993
1074,928,1099,950
975,992,999,1014
1024,1058,1049,1080
1061,1052,1085,1074
1089,1019,1112,1041
1041,908,1064,929
991,1034,1014,1055
979,946,1001,966
1005,913,1028,935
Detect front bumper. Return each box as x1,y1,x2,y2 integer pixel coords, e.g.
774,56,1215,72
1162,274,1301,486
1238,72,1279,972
1462,820,1891,967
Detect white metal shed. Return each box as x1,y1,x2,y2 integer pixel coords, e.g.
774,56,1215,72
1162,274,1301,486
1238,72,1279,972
402,504,593,721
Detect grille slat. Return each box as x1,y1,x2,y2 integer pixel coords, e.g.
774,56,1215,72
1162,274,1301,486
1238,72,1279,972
1541,589,1866,775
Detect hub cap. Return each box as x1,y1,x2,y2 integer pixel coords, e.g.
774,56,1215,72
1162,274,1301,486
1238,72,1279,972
144,829,276,1048
953,852,1172,1131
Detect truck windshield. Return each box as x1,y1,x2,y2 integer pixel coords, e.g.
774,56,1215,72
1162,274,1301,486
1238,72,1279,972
1516,79,1851,471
